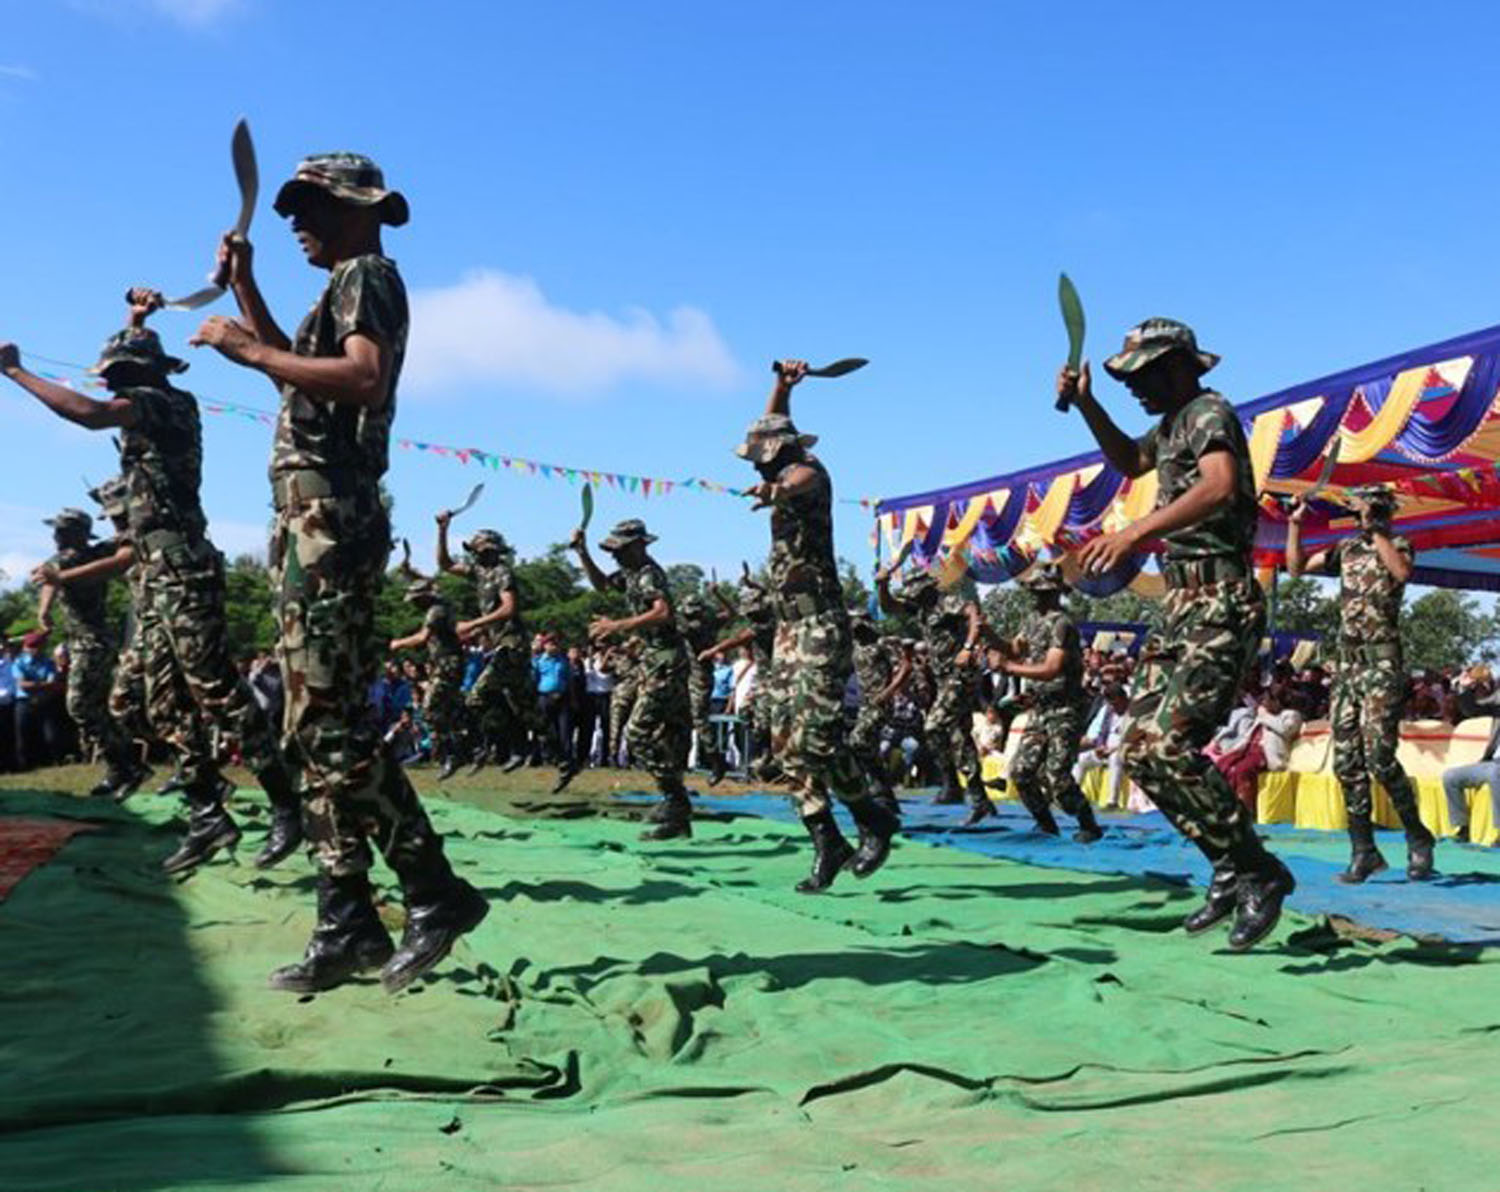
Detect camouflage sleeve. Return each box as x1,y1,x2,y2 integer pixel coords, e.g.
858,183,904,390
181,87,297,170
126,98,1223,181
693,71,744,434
423,605,445,632
1392,535,1415,565
1183,395,1243,460
1048,613,1074,653
1138,424,1160,469
331,257,405,353
634,564,671,606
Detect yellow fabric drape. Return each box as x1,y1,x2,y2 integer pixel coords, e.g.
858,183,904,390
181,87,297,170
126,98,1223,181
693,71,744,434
1247,409,1288,493
1114,472,1159,528
943,489,1006,549
1338,366,1427,463
900,507,930,547
1025,473,1077,545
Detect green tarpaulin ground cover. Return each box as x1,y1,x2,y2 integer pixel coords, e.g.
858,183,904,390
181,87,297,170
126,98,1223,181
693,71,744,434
2,785,1498,1191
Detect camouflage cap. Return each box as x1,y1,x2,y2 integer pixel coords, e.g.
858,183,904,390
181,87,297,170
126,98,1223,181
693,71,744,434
88,476,130,520
274,152,410,227
734,413,818,464
44,507,94,537
1103,317,1219,380
900,568,940,598
599,518,658,551
1349,485,1399,516
403,576,440,603
90,327,188,377
678,592,711,615
1018,560,1069,593
463,528,511,556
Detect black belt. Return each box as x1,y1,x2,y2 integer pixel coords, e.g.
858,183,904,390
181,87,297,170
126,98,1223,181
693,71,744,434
1163,557,1250,590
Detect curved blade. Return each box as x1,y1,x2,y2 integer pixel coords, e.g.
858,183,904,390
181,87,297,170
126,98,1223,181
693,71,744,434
580,482,595,531
1055,272,1086,411
164,284,225,311
229,118,258,237
771,357,869,379
444,483,485,520
1302,439,1343,501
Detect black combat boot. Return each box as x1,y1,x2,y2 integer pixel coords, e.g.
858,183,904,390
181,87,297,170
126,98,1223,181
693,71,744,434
550,760,579,795
706,749,728,788
1338,813,1388,884
1071,800,1104,845
931,760,965,805
641,783,693,840
268,872,395,993
1395,804,1437,881
466,742,493,776
381,840,490,993
253,762,304,870
848,796,901,879
93,760,152,801
1183,860,1239,934
1227,858,1297,952
436,741,464,782
1019,789,1061,836
162,780,241,874
960,772,997,828
156,766,189,796
795,808,855,893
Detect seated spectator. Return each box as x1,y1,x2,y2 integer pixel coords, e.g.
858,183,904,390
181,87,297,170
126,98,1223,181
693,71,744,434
974,704,1008,762
383,708,425,766
1211,684,1303,814
1075,684,1131,809
1443,668,1500,844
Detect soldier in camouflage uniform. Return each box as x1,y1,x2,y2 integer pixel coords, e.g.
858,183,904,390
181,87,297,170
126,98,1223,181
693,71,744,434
436,519,538,775
848,608,910,808
90,475,203,794
572,519,693,838
877,567,992,823
390,576,468,781
31,506,145,798
1288,484,1434,881
605,638,642,767
738,360,899,891
192,152,486,993
2,297,303,877
678,592,730,784
992,563,1103,842
1060,318,1293,951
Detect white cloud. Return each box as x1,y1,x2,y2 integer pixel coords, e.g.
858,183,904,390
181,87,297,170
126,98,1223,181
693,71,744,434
0,504,54,590
149,0,244,26
0,65,38,81
405,269,741,396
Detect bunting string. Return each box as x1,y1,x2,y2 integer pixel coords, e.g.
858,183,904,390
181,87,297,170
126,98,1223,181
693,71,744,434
20,351,880,509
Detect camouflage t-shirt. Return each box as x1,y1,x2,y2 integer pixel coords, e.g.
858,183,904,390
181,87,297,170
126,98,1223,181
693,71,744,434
422,600,465,681
920,591,974,676
117,384,208,542
1139,391,1257,565
47,541,117,646
677,599,725,655
611,559,686,665
1330,533,1411,645
853,634,896,700
767,456,845,615
1020,608,1083,706
472,559,526,651
271,254,408,481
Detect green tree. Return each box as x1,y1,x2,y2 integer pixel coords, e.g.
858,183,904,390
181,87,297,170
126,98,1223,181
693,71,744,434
1267,574,1339,641
664,563,706,600
223,555,277,656
1400,589,1500,671
1080,586,1164,632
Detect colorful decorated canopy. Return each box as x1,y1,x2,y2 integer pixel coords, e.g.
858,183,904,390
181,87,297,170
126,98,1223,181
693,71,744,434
875,321,1500,594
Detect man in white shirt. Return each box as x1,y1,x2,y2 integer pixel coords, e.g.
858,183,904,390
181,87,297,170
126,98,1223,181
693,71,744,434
1074,685,1130,808
1442,675,1500,844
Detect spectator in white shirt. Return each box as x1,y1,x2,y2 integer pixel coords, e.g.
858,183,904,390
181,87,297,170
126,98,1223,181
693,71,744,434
1075,685,1131,808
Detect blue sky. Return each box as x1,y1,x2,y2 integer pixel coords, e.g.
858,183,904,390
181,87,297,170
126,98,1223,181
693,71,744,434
3,1,1499,588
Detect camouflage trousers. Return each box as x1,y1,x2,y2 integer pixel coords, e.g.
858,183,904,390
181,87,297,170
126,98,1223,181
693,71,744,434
140,537,284,785
609,667,638,765
687,658,721,765
769,610,864,815
1010,701,1091,817
925,670,980,781
1120,578,1274,875
423,666,466,758
467,645,538,753
109,593,211,774
1331,643,1420,821
67,636,132,769
271,493,439,878
848,702,891,792
624,651,690,787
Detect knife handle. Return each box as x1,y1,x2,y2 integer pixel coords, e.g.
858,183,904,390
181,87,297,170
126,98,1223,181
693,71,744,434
1055,393,1072,413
